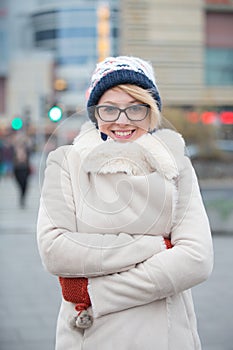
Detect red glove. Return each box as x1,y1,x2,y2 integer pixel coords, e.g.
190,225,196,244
164,238,173,249
59,277,93,329
59,277,91,310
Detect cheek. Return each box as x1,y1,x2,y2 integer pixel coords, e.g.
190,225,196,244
136,127,147,138
136,120,150,134
97,121,111,134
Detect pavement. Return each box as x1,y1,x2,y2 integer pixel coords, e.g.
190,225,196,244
0,174,61,350
200,180,233,235
0,169,233,350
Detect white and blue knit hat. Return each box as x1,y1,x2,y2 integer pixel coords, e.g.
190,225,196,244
87,56,161,124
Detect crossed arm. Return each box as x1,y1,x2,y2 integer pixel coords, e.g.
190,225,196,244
37,146,213,318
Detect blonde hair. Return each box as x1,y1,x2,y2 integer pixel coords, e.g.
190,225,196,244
114,84,161,130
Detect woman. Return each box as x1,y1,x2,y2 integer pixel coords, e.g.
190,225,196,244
37,56,213,350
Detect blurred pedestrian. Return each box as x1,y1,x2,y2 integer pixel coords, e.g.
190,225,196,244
37,56,213,350
13,136,32,207
1,137,14,177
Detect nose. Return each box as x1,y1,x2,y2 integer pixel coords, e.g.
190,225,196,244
115,110,129,124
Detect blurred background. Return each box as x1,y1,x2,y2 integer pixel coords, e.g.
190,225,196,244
0,0,233,349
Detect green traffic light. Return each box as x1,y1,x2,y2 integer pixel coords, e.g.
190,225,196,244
48,106,63,122
11,118,23,130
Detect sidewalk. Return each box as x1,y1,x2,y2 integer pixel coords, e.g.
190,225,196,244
200,179,233,235
0,175,60,350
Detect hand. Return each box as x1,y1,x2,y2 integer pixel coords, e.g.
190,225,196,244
59,277,93,329
164,238,173,249
59,277,91,308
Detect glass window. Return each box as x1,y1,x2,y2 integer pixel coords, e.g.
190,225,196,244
35,29,57,41
57,55,97,65
35,27,97,41
205,48,233,86
57,27,96,38
205,11,233,86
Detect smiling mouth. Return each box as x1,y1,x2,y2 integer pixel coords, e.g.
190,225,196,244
112,130,135,138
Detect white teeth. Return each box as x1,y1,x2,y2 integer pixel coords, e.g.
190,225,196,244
114,131,132,136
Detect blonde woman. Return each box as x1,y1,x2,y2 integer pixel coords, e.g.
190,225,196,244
37,56,213,350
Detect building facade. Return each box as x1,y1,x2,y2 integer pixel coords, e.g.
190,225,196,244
120,0,233,110
0,0,119,129
1,0,232,133
30,1,119,115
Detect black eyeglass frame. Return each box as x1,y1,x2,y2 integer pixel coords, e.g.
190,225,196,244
95,103,150,122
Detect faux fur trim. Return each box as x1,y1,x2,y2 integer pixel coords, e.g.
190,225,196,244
73,122,185,180
83,141,158,175
135,130,184,180
73,122,103,159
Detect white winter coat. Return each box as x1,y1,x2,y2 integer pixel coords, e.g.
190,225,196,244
37,122,213,350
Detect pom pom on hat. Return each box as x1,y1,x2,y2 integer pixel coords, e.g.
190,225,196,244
87,56,161,124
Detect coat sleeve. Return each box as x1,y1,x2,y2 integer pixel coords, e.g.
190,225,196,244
37,146,167,277
88,157,213,318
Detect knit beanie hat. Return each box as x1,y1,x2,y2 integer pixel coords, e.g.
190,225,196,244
87,56,161,124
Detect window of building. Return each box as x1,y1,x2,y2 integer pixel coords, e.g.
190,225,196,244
205,11,233,86
206,48,233,85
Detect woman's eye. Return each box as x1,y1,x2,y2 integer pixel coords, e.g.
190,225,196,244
103,106,116,114
129,105,142,112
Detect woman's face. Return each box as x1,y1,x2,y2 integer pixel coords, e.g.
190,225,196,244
96,87,150,142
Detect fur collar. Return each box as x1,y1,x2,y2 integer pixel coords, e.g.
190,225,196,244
73,122,185,180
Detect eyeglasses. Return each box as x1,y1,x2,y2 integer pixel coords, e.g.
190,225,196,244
95,104,150,122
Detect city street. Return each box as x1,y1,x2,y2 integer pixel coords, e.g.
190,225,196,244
0,171,233,350
1,1,233,349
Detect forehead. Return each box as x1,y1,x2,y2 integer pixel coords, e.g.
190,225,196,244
98,87,136,104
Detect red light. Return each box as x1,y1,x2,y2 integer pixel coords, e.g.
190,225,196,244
187,112,199,123
220,111,233,124
201,111,217,124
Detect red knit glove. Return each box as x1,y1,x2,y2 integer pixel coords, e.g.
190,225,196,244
164,238,173,249
59,277,91,311
59,277,93,329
